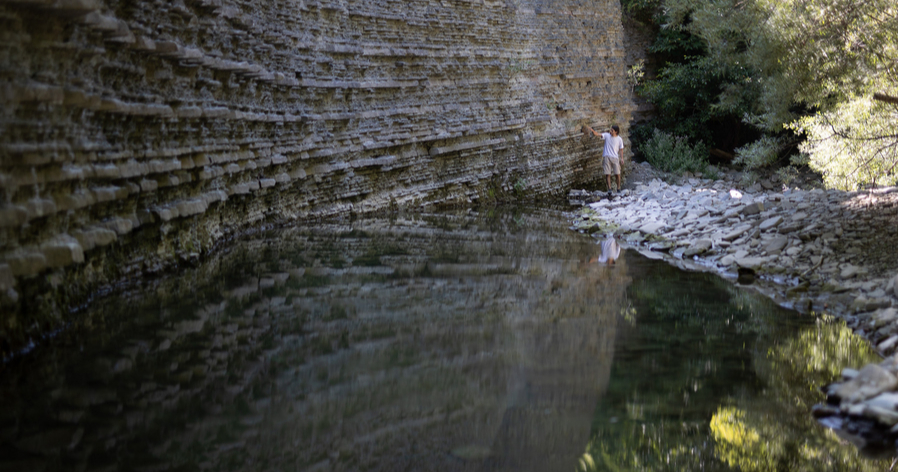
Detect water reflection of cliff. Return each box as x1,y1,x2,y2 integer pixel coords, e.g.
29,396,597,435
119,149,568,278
0,210,630,471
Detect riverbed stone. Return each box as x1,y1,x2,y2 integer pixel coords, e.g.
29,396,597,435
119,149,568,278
638,221,666,234
683,239,713,257
841,265,864,279
778,222,803,234
571,160,898,439
764,236,789,255
869,308,898,329
723,224,752,242
759,215,783,231
879,335,898,353
887,274,898,297
843,368,861,380
832,364,898,405
863,405,898,426
741,202,764,216
736,257,766,269
864,298,892,312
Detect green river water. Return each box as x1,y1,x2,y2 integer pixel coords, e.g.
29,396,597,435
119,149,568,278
0,208,888,471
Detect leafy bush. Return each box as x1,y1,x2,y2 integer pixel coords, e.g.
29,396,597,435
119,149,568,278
640,128,710,175
775,166,799,188
733,135,783,170
620,0,664,24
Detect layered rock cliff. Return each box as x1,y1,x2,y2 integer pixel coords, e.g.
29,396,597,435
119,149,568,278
0,0,632,350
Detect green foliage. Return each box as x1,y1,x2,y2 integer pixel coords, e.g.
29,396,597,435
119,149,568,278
739,170,757,186
774,154,809,188
638,58,717,142
647,26,705,57
639,0,898,188
637,37,758,146
640,128,710,174
621,0,662,13
755,0,898,109
794,96,898,189
627,60,645,90
775,165,799,187
733,135,783,170
621,0,664,24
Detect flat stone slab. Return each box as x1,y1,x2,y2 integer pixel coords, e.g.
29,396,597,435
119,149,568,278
741,202,764,215
841,265,863,279
683,238,712,257
764,235,789,254
638,221,666,234
735,256,766,269
722,224,752,241
759,215,783,231
778,222,803,234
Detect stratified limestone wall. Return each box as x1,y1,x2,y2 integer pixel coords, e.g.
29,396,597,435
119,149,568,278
0,1,632,344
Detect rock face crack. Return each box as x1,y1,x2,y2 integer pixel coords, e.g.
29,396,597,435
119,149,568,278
0,0,634,352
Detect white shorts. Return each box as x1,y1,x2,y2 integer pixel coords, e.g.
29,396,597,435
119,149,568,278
603,156,620,175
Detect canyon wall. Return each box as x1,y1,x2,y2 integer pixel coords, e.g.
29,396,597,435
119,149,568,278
0,0,633,348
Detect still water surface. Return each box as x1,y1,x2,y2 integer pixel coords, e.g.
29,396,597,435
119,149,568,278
0,208,888,471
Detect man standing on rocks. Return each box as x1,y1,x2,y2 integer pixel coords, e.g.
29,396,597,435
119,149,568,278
584,125,624,195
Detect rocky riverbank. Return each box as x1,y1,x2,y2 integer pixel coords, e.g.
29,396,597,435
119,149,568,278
569,161,898,455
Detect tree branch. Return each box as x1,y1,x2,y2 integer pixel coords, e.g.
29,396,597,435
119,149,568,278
874,92,898,105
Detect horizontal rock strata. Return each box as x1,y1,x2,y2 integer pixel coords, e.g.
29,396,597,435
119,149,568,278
0,0,634,353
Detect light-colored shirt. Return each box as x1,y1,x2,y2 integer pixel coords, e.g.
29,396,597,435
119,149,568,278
601,132,624,159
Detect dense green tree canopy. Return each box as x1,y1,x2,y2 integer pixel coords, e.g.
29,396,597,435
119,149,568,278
629,0,898,189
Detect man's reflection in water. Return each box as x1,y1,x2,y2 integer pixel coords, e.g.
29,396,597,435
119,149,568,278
483,231,630,472
591,234,621,265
